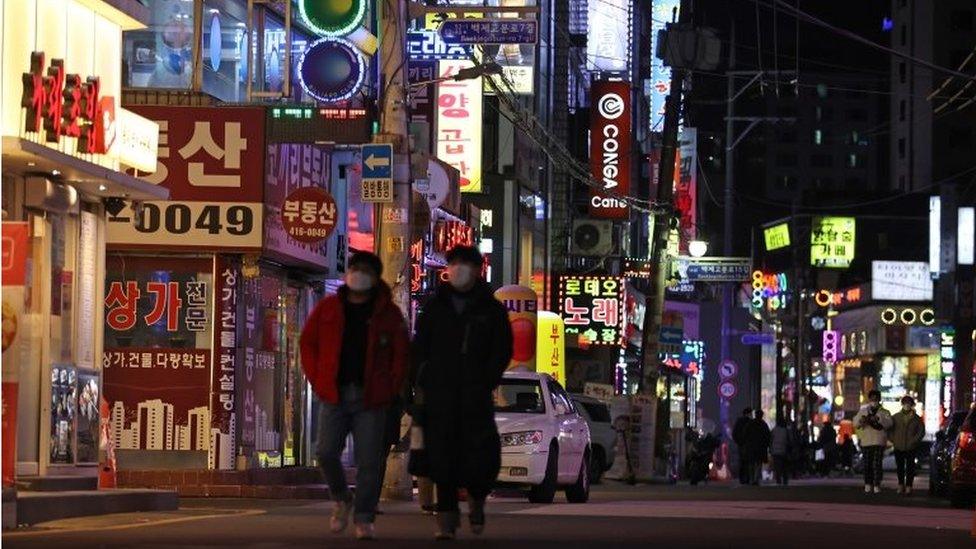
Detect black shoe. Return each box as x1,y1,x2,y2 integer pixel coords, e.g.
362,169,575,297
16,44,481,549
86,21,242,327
469,499,485,535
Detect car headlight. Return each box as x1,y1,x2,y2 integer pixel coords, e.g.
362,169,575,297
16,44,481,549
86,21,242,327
501,430,544,447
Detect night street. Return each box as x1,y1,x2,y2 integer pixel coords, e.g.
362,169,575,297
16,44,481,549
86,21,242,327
5,481,975,548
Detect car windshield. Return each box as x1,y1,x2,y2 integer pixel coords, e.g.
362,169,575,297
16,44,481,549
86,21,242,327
494,379,545,414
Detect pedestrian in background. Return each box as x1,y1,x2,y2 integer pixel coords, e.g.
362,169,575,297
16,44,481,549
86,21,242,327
769,418,794,486
817,419,837,477
300,252,409,540
732,408,754,485
412,245,513,540
744,410,771,485
890,396,924,495
853,389,893,494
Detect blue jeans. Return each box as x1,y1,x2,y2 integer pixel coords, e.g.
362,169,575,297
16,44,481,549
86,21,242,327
317,384,387,525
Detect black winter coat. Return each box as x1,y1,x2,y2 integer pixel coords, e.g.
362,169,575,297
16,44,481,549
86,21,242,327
411,281,513,491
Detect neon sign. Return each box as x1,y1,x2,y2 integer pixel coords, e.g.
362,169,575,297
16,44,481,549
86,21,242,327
879,307,935,326
751,270,789,311
558,276,625,347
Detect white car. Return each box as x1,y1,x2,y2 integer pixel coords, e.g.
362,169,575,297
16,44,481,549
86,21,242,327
494,371,591,503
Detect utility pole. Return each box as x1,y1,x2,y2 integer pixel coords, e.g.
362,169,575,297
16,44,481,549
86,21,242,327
375,0,413,501
374,0,411,318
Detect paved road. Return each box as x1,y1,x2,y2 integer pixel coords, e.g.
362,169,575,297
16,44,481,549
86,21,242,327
5,480,974,548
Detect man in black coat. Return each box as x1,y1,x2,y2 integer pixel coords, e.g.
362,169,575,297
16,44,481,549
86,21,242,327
732,408,753,485
411,245,513,540
744,409,772,485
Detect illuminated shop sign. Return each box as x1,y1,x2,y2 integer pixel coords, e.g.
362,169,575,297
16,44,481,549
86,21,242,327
764,223,791,251
871,261,933,301
299,0,366,36
436,60,483,193
822,330,838,363
589,80,632,219
558,276,625,347
661,340,705,379
941,328,955,376
879,307,936,326
751,270,789,311
586,0,631,73
814,286,864,309
622,258,652,279
649,0,680,130
408,30,474,60
298,38,367,104
432,220,473,254
810,216,856,268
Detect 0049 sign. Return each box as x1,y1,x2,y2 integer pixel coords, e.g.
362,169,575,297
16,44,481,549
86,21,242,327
108,201,262,250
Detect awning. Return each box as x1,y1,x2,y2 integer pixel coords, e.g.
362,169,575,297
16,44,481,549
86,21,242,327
2,137,167,201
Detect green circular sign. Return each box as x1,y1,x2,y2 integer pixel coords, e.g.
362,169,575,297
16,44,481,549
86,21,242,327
300,0,366,37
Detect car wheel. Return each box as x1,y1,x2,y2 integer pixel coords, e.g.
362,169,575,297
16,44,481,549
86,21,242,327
589,447,606,485
949,485,974,509
528,442,558,504
565,453,590,503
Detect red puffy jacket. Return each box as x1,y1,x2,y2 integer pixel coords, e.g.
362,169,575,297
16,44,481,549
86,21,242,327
299,282,409,408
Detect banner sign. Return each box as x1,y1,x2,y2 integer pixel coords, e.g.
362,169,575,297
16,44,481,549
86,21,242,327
110,106,266,250
436,60,483,193
675,256,752,282
2,222,29,485
537,312,566,385
589,80,632,219
811,216,856,268
558,276,625,347
649,0,680,130
676,128,697,250
103,256,214,453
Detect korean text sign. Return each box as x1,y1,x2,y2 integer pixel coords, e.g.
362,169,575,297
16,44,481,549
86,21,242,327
558,276,625,346
102,256,214,454
810,216,856,268
108,106,266,250
436,60,483,193
589,80,631,219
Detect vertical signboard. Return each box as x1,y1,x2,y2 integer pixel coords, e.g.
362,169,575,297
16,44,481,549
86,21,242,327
212,257,239,469
650,0,681,130
676,128,698,249
586,0,631,73
264,143,332,269
537,312,566,385
103,256,214,455
436,60,483,193
589,80,632,219
2,222,30,485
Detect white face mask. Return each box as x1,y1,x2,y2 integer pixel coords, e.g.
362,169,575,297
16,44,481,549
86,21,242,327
902,404,913,412
447,264,474,289
346,271,375,293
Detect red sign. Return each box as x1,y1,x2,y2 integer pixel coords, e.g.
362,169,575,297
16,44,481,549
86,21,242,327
21,52,111,154
127,106,266,202
2,222,29,288
281,186,338,243
589,80,631,219
432,220,473,254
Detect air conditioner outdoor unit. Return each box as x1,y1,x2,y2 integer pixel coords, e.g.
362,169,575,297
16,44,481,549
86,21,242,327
571,219,614,256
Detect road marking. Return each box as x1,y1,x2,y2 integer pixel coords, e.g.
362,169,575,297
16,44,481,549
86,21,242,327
508,500,974,531
3,508,266,538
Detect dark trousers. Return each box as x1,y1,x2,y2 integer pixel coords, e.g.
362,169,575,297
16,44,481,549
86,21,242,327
435,483,491,513
738,453,752,484
772,455,789,485
317,384,387,524
894,450,917,487
862,446,884,487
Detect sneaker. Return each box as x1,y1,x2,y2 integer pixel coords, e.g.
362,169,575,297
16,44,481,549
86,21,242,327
873,485,882,494
355,523,375,540
330,499,354,533
864,484,872,493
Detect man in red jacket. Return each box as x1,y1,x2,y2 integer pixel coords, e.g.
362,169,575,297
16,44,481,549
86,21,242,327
300,251,408,540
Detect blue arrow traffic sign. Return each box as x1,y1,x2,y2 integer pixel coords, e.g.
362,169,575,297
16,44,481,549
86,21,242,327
361,144,393,180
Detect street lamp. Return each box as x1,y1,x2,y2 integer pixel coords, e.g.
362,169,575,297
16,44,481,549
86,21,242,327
688,239,708,258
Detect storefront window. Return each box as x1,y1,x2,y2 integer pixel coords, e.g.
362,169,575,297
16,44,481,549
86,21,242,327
123,0,196,89
202,0,249,102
